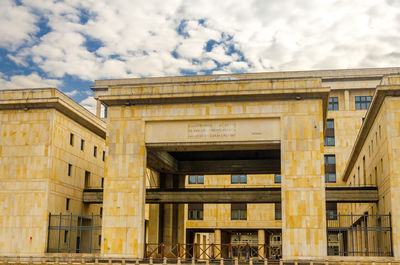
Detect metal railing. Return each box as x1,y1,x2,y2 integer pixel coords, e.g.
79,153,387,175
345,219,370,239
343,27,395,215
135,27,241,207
145,243,281,261
327,213,392,256
47,213,102,253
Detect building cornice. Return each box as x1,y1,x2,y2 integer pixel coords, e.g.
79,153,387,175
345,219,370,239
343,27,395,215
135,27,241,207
0,88,106,139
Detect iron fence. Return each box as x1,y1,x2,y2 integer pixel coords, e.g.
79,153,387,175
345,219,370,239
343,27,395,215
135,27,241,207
47,213,102,253
327,213,392,256
145,243,280,261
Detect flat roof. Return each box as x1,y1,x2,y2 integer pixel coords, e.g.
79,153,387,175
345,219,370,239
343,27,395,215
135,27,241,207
0,88,106,139
91,67,400,90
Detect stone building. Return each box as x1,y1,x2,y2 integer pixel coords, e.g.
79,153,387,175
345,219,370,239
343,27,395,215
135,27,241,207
1,68,400,264
0,88,106,255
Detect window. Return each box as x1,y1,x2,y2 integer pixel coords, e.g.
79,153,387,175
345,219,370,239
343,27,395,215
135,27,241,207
188,175,204,184
80,139,85,151
325,155,336,183
66,198,70,211
94,146,97,157
85,171,90,188
70,133,74,146
231,204,247,220
324,119,335,146
68,164,72,176
100,207,103,217
355,96,372,110
231,175,247,184
101,177,104,188
274,174,281,183
275,203,282,220
64,230,68,243
102,151,105,162
188,204,203,220
326,203,337,220
98,234,102,246
328,97,339,111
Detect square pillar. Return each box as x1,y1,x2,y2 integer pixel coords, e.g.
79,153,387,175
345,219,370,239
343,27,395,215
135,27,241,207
281,101,327,260
102,118,146,258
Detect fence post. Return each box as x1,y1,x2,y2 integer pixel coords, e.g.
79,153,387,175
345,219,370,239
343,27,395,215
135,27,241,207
161,243,165,259
47,213,51,253
177,243,181,258
57,213,62,252
193,243,197,260
389,212,393,256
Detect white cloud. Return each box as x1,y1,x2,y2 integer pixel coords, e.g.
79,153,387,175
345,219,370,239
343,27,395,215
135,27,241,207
79,95,96,114
0,73,61,90
0,0,38,50
65,90,79,97
2,0,400,86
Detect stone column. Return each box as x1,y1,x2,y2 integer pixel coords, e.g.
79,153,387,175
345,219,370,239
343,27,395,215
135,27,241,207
214,229,221,258
258,229,265,258
344,90,350,111
281,100,327,260
96,99,101,117
101,117,146,258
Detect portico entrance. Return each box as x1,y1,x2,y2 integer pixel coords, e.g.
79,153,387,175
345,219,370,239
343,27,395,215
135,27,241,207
93,76,329,260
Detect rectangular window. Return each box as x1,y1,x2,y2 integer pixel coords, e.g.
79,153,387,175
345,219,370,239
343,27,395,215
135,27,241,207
324,119,335,146
100,207,103,217
70,133,74,146
98,234,102,246
326,202,337,220
188,204,203,220
94,146,97,157
85,171,90,188
275,203,282,220
80,139,85,151
231,174,247,184
102,151,105,162
101,177,104,188
355,96,372,110
328,97,339,111
66,198,70,211
231,204,247,220
325,154,336,183
68,164,72,176
188,175,204,184
274,174,281,183
64,230,68,243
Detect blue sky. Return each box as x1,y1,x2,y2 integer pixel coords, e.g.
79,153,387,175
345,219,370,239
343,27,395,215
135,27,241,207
1,0,400,112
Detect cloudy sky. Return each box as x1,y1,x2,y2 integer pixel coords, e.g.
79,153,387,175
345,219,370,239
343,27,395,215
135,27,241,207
1,0,399,112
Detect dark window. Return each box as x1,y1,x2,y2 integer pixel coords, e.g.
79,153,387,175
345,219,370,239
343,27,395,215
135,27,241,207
64,230,68,243
325,155,336,183
85,171,90,188
188,175,204,184
326,203,337,220
101,177,104,188
188,204,203,220
100,207,103,217
355,96,372,110
328,97,339,111
81,139,85,151
102,151,105,162
275,203,282,220
274,174,281,183
324,119,335,146
231,175,247,184
231,204,247,220
68,164,72,176
98,234,102,246
94,146,97,157
70,133,74,146
66,198,70,211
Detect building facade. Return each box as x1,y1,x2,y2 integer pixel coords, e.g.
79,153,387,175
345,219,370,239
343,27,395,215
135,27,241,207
1,68,400,264
0,88,106,255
